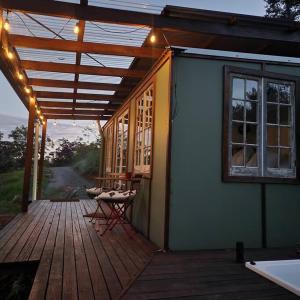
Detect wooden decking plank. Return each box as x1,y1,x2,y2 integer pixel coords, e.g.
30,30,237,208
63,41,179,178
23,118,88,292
46,202,67,300
0,201,39,239
72,201,94,300
74,201,110,300
0,201,41,251
29,202,62,300
0,201,46,262
28,203,58,261
62,202,78,300
78,200,122,299
6,202,52,262
83,200,132,288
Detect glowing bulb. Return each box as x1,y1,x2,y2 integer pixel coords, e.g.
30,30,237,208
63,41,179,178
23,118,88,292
7,51,13,60
42,121,46,125
36,109,41,115
53,120,57,126
73,120,76,126
150,33,156,43
74,23,79,34
24,87,31,94
4,20,10,32
17,72,24,80
40,115,44,120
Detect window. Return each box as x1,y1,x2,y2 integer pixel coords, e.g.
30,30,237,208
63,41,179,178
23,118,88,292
224,67,297,181
134,85,153,173
115,109,129,174
105,124,114,174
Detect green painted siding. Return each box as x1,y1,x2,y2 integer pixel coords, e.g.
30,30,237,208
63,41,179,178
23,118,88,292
169,57,300,250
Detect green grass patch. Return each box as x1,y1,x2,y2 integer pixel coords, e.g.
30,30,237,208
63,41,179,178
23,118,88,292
0,170,23,214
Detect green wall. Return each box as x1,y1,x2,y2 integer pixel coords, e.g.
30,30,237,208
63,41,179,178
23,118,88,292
169,56,300,250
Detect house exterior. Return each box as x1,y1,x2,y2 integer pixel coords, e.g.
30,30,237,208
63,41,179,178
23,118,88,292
103,49,300,251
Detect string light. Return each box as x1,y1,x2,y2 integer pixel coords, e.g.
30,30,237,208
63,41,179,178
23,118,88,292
150,33,156,43
7,50,13,60
24,87,31,94
74,22,80,34
53,120,57,126
73,120,76,126
3,19,10,32
36,108,41,115
17,72,24,81
40,115,44,121
42,120,46,125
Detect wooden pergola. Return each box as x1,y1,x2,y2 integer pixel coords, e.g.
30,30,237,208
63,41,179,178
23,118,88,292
1,1,300,212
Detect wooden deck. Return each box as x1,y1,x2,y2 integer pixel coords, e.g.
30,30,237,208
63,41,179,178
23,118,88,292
0,200,157,300
123,249,300,299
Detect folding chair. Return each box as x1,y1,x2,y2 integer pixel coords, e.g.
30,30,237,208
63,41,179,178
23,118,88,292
96,176,141,236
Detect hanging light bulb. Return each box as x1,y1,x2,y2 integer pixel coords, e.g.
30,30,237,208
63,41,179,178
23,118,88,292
17,72,24,81
3,19,10,32
40,115,44,121
7,50,13,60
36,108,41,115
150,33,156,43
42,120,46,125
24,86,31,94
53,120,57,126
73,120,76,126
74,22,80,34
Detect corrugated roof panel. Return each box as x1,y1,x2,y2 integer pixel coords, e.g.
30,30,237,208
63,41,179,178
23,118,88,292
27,70,75,81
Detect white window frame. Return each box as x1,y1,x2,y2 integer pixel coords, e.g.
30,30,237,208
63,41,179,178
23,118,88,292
134,85,153,174
228,72,296,179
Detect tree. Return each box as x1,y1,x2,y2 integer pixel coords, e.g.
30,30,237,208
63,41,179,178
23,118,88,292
8,125,27,168
265,0,300,21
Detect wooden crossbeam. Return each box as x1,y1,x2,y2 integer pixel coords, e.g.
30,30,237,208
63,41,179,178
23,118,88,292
2,0,300,45
44,114,110,120
42,108,111,116
9,35,162,58
38,101,118,110
35,91,122,102
21,60,146,78
28,78,131,92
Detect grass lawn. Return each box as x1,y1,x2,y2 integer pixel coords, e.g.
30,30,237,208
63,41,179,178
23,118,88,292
0,170,23,214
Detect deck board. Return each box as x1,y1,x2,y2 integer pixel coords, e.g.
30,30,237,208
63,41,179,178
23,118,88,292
0,200,155,300
123,249,300,299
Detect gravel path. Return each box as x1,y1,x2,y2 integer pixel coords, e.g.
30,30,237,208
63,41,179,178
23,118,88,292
44,166,94,199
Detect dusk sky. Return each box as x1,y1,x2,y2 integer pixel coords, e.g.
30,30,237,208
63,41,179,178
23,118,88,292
0,0,266,119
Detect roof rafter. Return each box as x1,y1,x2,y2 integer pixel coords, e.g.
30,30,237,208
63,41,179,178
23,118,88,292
9,35,163,58
28,78,131,92
42,108,111,116
38,101,118,110
45,114,109,120
21,60,146,78
36,91,122,102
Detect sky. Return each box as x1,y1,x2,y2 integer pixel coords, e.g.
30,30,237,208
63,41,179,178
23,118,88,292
0,0,267,120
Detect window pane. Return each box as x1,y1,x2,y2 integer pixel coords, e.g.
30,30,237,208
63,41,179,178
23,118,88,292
246,146,257,167
267,126,278,146
280,127,290,147
279,84,291,104
232,145,244,166
246,80,258,100
280,148,291,169
246,124,257,144
267,104,278,124
232,78,245,99
280,106,291,125
232,100,244,121
232,122,244,143
267,148,278,168
245,101,257,122
267,83,278,103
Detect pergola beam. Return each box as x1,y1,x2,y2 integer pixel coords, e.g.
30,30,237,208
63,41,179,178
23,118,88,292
42,108,111,116
45,114,110,120
9,34,162,58
2,0,300,44
21,60,146,78
36,91,122,102
28,78,131,92
38,101,118,110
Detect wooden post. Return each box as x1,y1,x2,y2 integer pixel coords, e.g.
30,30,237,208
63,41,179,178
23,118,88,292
22,97,35,212
32,121,40,201
96,120,105,177
37,120,47,199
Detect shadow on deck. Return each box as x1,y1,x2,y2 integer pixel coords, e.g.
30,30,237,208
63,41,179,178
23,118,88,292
0,200,157,300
